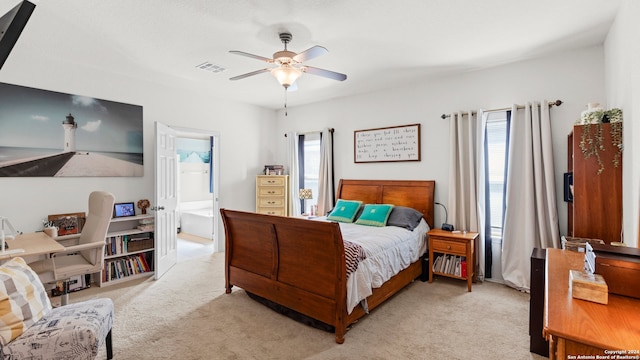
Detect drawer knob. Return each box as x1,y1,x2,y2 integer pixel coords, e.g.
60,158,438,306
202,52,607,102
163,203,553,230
447,245,451,250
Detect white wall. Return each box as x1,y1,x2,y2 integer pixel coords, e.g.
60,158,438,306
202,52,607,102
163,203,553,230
605,0,640,247
276,46,607,236
178,162,213,203
0,55,276,237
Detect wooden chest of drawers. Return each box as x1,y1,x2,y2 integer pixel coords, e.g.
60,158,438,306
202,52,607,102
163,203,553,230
256,175,289,216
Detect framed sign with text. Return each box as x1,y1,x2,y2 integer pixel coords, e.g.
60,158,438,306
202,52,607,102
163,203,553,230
354,123,421,163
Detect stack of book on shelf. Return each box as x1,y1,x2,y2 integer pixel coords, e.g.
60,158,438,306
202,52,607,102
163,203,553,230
432,254,467,278
103,253,153,282
137,217,154,232
105,232,153,256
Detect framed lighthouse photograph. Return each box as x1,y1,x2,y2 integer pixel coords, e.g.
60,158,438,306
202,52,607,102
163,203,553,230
0,82,143,177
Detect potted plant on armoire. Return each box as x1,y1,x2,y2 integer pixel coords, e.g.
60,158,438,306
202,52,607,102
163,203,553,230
567,103,623,244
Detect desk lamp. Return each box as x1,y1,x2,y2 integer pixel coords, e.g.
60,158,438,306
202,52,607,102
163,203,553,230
434,202,454,231
1,216,24,255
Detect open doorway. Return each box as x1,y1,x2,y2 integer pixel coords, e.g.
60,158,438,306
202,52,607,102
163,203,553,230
173,127,219,262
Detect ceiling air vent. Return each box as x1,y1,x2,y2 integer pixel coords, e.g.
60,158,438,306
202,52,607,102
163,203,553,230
196,62,226,74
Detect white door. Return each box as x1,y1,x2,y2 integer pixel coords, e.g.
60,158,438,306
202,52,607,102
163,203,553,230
154,121,178,279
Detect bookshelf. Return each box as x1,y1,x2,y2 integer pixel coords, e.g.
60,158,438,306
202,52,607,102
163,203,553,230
98,214,155,287
428,229,478,292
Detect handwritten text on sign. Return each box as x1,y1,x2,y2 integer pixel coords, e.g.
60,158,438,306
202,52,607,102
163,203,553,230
354,124,421,163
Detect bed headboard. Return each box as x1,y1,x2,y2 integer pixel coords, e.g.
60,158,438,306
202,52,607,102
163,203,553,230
336,179,435,229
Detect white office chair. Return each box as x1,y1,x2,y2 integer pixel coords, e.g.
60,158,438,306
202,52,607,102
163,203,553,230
30,191,115,305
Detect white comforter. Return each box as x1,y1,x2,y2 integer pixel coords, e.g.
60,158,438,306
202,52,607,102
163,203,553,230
338,219,429,314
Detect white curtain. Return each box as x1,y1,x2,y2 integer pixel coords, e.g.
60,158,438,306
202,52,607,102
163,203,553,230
317,128,334,216
448,111,486,281
286,132,301,216
501,101,560,291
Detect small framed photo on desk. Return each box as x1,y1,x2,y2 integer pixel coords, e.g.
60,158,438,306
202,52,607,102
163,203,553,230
113,202,136,218
48,212,86,236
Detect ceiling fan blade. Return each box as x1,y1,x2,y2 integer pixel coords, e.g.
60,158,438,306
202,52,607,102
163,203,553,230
301,66,347,81
229,68,271,81
229,50,273,63
292,45,328,63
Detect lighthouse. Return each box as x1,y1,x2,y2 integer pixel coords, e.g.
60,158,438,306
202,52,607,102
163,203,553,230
62,113,77,152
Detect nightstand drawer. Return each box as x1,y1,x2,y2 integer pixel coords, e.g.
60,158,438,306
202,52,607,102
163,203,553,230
431,239,466,254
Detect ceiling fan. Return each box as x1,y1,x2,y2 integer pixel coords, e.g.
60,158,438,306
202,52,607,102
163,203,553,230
229,32,347,89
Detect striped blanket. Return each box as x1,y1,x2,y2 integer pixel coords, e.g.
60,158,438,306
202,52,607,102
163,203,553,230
344,240,366,278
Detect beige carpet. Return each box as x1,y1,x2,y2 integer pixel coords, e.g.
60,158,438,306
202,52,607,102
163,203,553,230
64,246,547,360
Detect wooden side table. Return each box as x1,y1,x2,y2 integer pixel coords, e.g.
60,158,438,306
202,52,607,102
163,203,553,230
428,229,478,292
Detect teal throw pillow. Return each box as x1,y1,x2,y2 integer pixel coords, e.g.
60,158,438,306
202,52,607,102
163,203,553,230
355,204,395,227
327,199,362,223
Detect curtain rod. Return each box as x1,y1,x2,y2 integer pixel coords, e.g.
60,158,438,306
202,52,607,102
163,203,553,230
284,128,334,137
440,99,563,119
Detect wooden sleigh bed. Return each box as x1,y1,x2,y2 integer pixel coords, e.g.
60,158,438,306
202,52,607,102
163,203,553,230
221,179,435,343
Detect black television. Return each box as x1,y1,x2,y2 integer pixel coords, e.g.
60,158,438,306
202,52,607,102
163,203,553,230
0,0,35,70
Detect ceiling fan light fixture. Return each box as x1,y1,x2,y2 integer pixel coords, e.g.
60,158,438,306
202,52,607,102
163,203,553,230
273,50,296,64
229,31,346,90
271,65,301,88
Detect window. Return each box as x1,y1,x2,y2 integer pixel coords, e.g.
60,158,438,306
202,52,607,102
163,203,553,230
483,111,510,279
485,112,509,237
300,132,320,214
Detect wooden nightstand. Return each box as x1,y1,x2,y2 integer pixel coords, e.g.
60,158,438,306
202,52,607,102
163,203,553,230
428,228,478,292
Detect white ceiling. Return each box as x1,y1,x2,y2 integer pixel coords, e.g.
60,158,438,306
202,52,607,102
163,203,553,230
2,0,622,109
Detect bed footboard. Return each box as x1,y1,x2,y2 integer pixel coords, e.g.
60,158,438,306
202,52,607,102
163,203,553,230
221,209,349,343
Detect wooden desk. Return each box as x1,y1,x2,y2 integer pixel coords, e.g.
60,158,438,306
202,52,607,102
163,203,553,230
0,232,65,260
544,248,640,359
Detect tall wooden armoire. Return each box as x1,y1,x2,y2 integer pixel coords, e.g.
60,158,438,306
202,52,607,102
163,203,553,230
568,123,623,244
